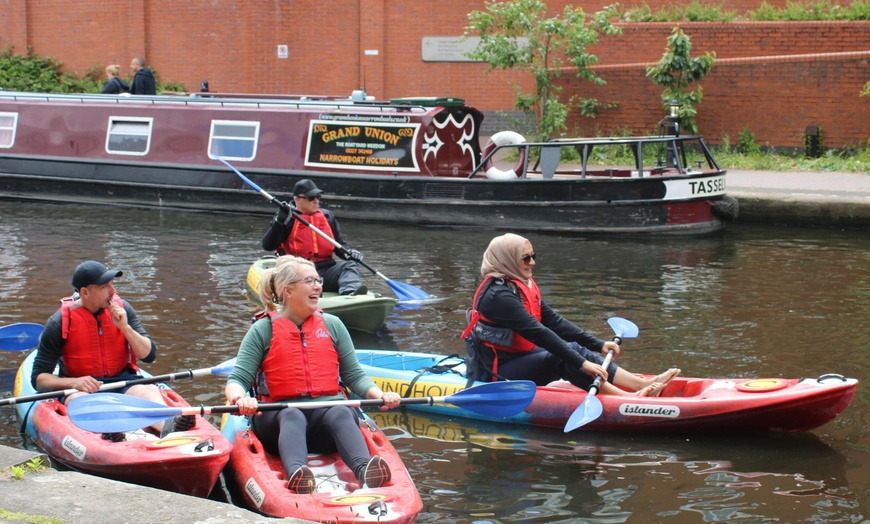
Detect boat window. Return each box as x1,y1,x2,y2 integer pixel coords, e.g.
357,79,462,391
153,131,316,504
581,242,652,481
106,117,153,155
0,112,18,148
207,120,260,161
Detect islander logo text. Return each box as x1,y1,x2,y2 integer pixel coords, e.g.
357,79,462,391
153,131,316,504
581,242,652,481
618,404,680,418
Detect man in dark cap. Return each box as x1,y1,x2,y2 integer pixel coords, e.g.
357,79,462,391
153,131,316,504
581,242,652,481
31,260,193,441
261,179,368,296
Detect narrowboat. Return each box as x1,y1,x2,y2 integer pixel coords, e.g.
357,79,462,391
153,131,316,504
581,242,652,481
0,90,736,234
355,350,858,433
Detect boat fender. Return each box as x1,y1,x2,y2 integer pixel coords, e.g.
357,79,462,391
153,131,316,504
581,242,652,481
817,373,847,384
481,131,528,180
711,195,739,221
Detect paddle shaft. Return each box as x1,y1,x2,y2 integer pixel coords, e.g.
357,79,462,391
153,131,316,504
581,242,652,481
78,395,465,421
219,157,390,282
587,349,615,397
0,366,224,407
68,379,535,432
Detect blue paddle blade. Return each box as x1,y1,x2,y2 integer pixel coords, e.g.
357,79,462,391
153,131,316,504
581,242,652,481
387,279,431,301
607,317,638,340
0,323,44,351
68,393,179,433
446,380,536,418
211,357,237,375
564,394,603,432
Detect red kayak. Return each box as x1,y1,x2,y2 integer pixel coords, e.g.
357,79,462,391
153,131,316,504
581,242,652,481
14,351,232,497
356,350,858,433
221,410,422,523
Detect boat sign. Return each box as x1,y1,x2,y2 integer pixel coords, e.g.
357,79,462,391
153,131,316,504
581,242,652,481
663,175,726,200
305,119,420,172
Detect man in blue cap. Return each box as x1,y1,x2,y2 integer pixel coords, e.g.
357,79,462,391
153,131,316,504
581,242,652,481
261,179,368,296
31,260,193,441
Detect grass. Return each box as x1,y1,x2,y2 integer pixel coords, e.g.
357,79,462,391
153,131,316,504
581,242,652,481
0,510,64,524
711,146,870,173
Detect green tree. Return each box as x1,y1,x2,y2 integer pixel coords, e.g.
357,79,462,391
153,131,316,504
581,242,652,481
646,28,715,134
465,0,621,140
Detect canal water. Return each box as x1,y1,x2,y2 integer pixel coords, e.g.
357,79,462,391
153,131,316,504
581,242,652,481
0,200,867,523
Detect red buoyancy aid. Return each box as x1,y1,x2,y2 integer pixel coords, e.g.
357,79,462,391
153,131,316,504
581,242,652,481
60,295,138,378
260,311,340,401
462,276,543,353
460,276,542,380
277,210,336,263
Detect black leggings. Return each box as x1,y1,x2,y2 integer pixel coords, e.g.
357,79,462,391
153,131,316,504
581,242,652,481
252,405,371,481
498,343,618,390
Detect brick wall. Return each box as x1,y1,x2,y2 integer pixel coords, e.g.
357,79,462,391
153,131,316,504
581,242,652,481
0,1,866,148
557,52,870,149
593,21,870,64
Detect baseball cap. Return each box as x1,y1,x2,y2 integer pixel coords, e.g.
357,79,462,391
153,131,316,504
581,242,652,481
72,260,123,291
293,179,323,198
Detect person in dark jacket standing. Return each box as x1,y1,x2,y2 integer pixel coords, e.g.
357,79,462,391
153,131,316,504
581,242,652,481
129,56,156,95
101,64,130,94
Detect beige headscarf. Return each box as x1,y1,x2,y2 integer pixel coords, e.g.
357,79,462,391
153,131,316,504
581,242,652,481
480,233,531,285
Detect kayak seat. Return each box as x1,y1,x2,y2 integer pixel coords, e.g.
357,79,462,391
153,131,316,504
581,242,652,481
673,378,714,397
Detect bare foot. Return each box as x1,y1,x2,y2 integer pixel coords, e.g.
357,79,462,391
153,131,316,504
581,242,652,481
651,368,680,387
635,382,663,397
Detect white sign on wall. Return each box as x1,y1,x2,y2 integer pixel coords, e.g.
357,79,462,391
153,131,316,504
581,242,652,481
422,36,528,62
277,45,288,59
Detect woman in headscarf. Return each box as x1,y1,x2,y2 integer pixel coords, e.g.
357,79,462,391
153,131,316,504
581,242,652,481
462,233,679,396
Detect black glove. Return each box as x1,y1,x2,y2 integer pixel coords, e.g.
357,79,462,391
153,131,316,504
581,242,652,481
346,249,364,261
275,204,293,226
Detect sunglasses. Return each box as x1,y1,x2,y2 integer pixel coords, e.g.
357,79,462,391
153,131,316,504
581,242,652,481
289,276,324,287
521,253,536,263
301,195,321,202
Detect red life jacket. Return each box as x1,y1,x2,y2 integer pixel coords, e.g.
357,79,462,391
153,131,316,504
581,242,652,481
277,210,335,263
460,276,542,380
260,311,340,401
59,295,137,378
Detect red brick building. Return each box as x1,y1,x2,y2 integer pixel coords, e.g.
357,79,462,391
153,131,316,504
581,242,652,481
0,0,867,148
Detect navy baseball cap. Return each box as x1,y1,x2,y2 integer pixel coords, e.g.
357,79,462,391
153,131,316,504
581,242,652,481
293,179,323,198
72,260,123,291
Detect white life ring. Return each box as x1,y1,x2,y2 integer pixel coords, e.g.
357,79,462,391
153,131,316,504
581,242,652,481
481,131,527,180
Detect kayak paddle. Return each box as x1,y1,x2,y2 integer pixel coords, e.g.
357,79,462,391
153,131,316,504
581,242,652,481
0,357,237,407
0,323,44,352
217,156,431,301
563,317,639,432
68,380,536,433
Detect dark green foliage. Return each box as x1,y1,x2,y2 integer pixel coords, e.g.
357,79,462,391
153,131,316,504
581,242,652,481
0,46,185,94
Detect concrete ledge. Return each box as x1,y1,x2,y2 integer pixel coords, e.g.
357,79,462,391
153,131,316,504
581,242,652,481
729,191,870,229
0,446,309,524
